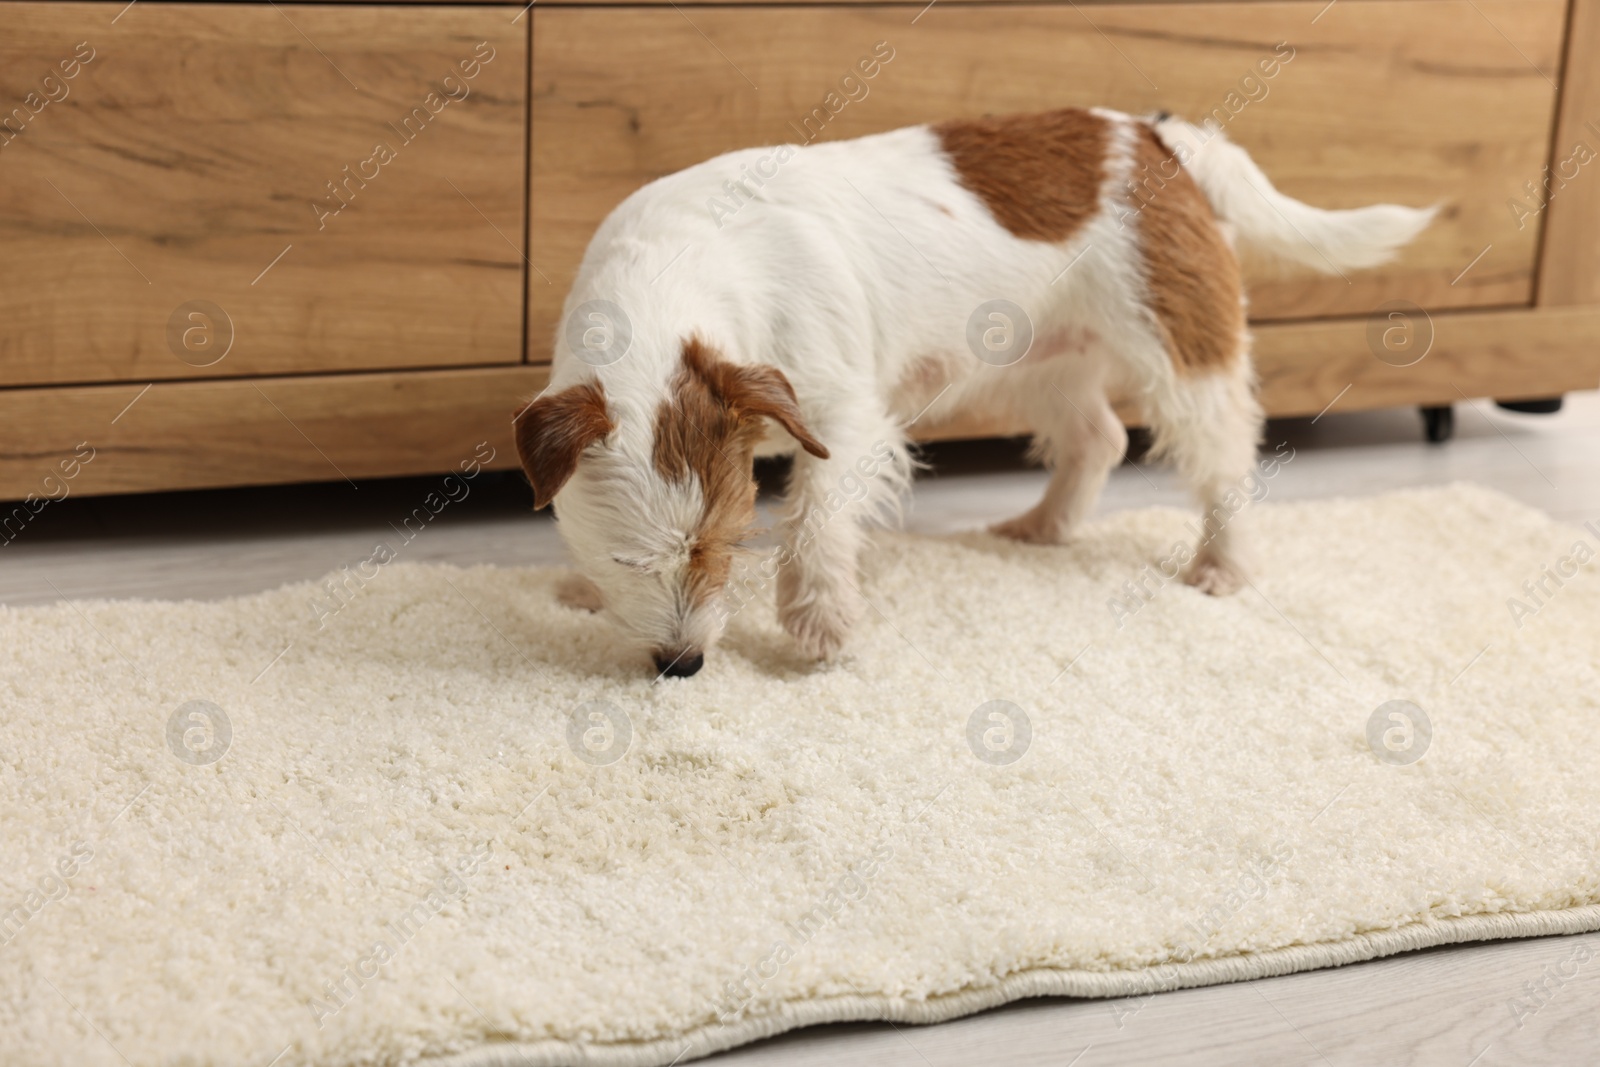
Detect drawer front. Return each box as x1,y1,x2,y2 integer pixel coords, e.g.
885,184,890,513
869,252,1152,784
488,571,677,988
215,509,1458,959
0,367,541,499
530,0,1562,354
0,3,526,387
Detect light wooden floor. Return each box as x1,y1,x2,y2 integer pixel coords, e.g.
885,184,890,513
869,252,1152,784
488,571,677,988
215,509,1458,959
5,394,1599,1065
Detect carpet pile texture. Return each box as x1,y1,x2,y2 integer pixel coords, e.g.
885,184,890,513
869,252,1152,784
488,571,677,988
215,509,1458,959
2,484,1598,1067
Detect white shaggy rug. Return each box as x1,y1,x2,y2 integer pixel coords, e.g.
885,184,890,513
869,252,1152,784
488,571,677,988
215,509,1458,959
3,484,1599,1067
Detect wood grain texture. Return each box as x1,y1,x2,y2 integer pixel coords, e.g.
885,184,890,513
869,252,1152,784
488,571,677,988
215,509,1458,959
159,0,1363,5
1537,0,1600,306
529,1,1562,354
1250,305,1600,417
0,365,546,498
349,0,1445,5
0,3,526,387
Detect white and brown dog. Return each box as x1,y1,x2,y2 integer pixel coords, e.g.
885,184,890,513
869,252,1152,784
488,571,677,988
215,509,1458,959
514,108,1433,677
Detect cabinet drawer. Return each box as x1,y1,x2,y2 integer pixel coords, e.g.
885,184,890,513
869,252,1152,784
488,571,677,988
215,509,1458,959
530,0,1561,355
0,3,525,387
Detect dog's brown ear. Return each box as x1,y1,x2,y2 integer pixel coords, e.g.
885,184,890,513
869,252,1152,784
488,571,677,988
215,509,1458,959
512,382,614,509
682,338,830,460
723,363,830,460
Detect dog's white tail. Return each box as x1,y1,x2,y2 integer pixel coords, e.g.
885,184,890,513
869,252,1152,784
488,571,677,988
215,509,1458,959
1151,114,1437,273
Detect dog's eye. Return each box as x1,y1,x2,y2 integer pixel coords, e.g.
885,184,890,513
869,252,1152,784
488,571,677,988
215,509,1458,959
611,554,651,573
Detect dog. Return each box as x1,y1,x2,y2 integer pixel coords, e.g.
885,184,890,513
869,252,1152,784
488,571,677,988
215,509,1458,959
513,107,1434,677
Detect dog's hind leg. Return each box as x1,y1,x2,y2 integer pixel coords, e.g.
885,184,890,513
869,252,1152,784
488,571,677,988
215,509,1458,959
990,372,1127,545
1112,118,1264,595
1142,357,1263,595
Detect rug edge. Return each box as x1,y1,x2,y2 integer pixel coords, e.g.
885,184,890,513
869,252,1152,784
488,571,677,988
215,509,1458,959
419,903,1600,1067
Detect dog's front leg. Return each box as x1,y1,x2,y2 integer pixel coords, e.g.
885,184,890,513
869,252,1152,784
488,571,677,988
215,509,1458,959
776,453,870,661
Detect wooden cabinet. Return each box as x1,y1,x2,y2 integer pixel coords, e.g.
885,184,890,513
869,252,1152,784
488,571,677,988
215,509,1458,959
1,0,1598,497
529,1,1564,351
0,3,526,387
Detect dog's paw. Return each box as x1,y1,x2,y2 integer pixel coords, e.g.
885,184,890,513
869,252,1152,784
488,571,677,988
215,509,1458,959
1183,549,1246,597
990,509,1065,545
555,572,605,613
779,600,855,661
777,585,860,662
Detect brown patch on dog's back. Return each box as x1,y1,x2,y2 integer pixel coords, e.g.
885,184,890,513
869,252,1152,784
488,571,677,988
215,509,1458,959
654,338,828,607
935,108,1110,241
1130,125,1245,374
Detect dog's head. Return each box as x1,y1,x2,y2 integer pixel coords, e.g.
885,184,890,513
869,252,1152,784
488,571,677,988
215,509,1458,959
514,337,828,677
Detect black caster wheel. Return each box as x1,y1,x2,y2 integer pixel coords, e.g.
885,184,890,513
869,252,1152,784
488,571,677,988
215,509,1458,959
1421,404,1454,444
1495,396,1565,415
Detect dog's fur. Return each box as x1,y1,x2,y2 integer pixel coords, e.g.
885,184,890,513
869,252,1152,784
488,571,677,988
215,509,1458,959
515,107,1434,675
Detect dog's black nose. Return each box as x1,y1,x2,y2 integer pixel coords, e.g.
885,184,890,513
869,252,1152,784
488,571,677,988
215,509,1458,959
654,651,704,678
